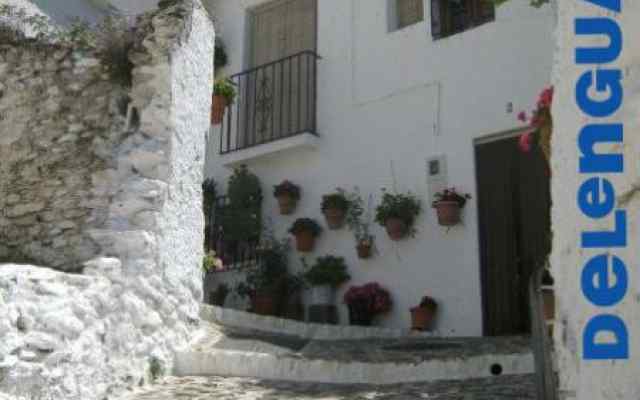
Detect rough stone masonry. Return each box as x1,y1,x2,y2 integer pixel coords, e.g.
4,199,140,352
0,1,214,399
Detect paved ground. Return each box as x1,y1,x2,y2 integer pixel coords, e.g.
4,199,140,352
122,375,536,400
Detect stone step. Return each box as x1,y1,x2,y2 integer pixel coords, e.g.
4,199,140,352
200,304,434,340
173,322,534,385
120,375,537,399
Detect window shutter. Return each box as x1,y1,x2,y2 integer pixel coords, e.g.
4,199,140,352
397,0,424,29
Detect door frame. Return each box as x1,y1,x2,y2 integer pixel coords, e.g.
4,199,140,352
244,0,319,70
473,127,529,336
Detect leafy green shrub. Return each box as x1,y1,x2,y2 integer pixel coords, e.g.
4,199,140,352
214,37,228,69
303,255,351,287
288,218,322,237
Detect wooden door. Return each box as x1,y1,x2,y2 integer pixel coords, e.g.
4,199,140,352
475,135,551,336
241,0,316,147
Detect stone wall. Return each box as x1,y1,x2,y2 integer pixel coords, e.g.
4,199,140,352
551,2,640,399
0,1,214,399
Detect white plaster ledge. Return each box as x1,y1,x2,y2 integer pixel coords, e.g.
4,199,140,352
218,132,319,168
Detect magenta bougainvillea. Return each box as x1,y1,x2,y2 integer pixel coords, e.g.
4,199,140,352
518,86,554,157
343,282,392,316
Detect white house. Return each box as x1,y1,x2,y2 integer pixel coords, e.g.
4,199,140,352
204,0,556,337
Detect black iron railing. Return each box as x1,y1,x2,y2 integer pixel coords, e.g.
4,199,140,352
204,195,259,271
218,51,320,154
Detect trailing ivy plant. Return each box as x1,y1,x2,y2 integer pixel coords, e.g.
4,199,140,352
343,187,374,247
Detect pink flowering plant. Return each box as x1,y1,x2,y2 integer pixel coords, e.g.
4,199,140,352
517,86,553,160
432,187,471,209
343,282,392,317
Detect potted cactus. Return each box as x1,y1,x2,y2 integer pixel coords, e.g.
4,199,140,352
321,189,350,229
432,188,471,227
212,78,236,125
410,295,438,331
288,218,322,252
375,190,422,240
273,180,301,215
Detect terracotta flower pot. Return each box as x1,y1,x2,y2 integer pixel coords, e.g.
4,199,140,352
410,306,437,331
252,292,277,316
356,242,372,259
276,194,297,215
211,94,228,125
434,201,461,226
323,208,346,230
542,289,555,321
385,218,407,241
294,230,316,252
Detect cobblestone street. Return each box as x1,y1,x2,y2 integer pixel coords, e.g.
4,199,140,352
123,375,536,400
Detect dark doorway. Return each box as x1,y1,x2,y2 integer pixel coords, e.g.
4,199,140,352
475,133,551,336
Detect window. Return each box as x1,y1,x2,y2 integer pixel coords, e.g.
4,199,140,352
431,0,495,39
391,0,424,31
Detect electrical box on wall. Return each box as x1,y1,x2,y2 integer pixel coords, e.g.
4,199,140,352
426,155,447,204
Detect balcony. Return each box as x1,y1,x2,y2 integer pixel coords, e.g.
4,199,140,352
217,51,321,166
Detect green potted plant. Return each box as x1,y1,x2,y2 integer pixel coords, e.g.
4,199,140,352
212,77,236,125
374,190,422,240
273,180,301,215
343,188,375,259
410,295,438,331
203,250,224,274
303,255,351,305
236,237,289,316
321,189,350,229
220,165,262,245
432,188,471,227
288,218,322,252
343,282,392,326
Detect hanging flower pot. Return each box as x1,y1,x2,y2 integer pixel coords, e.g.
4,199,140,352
288,218,322,253
356,241,373,259
211,94,227,125
375,190,421,240
434,201,461,226
324,208,346,229
321,190,350,230
432,188,471,227
385,217,408,241
410,295,438,331
274,180,301,215
212,78,236,125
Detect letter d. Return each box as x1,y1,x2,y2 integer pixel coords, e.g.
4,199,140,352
584,315,629,360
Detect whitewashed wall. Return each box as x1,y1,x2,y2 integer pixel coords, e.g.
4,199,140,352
551,1,640,399
205,0,555,336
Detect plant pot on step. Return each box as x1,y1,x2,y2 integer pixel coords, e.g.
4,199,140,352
356,242,373,259
434,201,461,226
348,301,374,326
276,194,297,215
252,290,278,316
410,306,437,331
385,218,407,241
324,208,346,230
294,230,316,252
211,94,228,125
310,285,334,305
